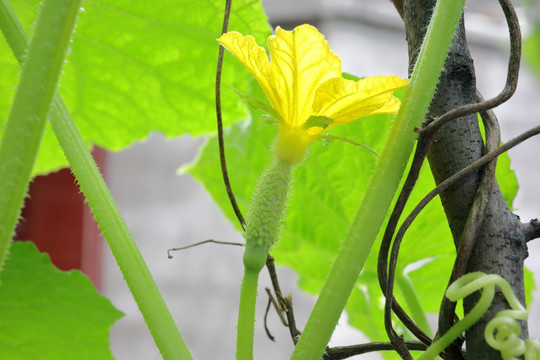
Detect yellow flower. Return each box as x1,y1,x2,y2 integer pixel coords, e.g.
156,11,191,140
219,24,408,164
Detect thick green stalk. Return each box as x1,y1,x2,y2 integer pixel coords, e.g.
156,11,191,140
49,99,193,360
0,0,81,272
237,158,292,360
290,1,465,359
0,3,193,359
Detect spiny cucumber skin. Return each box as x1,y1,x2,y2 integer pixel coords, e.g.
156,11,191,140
244,159,292,273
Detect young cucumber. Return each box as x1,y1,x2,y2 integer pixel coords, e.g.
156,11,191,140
244,158,292,273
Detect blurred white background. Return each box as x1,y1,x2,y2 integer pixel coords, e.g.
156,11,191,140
102,0,540,359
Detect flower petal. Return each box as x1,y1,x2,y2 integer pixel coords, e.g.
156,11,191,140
268,24,341,126
218,32,280,109
313,76,408,124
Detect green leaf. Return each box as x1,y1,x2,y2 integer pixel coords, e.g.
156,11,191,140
0,0,271,175
229,87,282,122
478,113,519,209
0,242,123,360
187,90,524,349
495,143,518,209
342,72,362,81
303,115,334,130
524,26,540,76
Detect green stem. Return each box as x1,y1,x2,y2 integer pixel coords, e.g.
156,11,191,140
290,1,465,359
0,0,81,272
0,0,26,60
49,97,193,360
397,274,433,338
237,270,260,360
0,3,193,359
237,157,292,360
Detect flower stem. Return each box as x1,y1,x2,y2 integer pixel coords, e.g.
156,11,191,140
290,1,466,359
0,0,82,272
237,157,292,360
0,3,193,359
236,270,260,360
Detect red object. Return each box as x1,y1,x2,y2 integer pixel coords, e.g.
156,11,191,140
15,148,106,289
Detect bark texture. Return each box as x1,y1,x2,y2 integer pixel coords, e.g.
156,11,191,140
403,1,529,359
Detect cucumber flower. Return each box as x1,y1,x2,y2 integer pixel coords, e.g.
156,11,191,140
219,24,408,165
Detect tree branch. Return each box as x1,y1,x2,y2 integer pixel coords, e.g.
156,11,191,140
403,0,528,359
523,218,540,242
323,341,427,360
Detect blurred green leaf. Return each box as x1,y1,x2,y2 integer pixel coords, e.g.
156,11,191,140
187,80,524,349
0,0,271,175
524,26,540,76
0,242,123,360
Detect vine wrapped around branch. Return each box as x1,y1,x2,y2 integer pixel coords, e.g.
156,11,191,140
419,272,540,360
